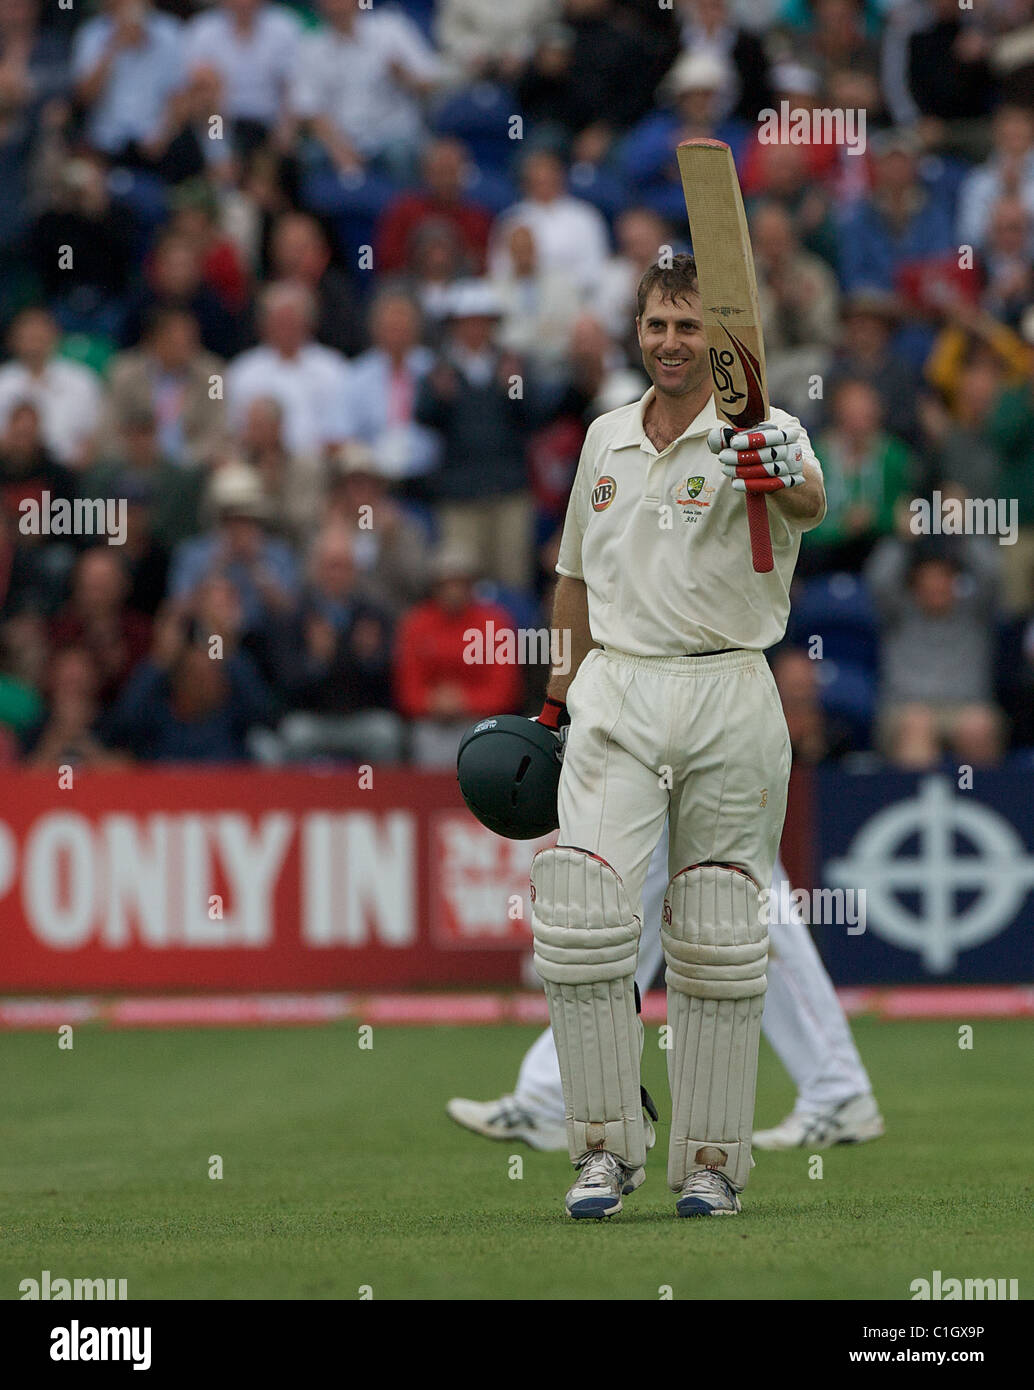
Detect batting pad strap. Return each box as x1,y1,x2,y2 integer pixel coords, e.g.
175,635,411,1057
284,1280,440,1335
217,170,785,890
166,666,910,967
531,846,646,1168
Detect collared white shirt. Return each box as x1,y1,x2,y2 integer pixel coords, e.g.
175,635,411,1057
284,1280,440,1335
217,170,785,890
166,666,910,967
490,195,609,295
184,5,302,125
226,343,351,454
0,358,103,466
289,11,440,156
71,12,186,152
557,389,824,656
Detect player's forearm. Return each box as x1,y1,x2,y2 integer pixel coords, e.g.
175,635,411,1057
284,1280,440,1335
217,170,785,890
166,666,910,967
545,575,593,704
767,460,826,527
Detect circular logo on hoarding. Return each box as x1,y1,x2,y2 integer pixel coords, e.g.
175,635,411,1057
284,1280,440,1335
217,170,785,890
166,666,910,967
591,476,616,511
826,776,1034,972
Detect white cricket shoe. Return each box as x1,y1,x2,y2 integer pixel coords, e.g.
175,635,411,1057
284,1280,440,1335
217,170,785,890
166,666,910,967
566,1150,645,1220
675,1168,742,1218
753,1093,885,1150
446,1094,567,1151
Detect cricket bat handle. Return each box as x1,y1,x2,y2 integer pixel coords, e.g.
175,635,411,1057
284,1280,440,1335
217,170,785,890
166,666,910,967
746,492,773,573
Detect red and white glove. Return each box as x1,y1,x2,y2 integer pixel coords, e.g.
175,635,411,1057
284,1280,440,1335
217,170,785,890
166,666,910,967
707,421,806,494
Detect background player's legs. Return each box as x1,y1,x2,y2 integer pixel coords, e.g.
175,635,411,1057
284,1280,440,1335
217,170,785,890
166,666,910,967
765,882,874,1115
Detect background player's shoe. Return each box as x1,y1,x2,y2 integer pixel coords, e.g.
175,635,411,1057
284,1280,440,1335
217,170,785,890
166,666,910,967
566,1150,644,1219
675,1168,742,1217
446,1095,567,1151
753,1093,884,1150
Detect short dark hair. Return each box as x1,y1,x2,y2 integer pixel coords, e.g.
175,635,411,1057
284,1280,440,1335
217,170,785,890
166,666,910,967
636,254,699,318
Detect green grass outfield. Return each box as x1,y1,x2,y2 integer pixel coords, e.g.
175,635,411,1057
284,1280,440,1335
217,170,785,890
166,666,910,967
2,1018,1031,1300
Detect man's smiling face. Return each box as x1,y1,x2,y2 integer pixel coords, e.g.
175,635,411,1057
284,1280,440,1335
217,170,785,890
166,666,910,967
636,287,710,400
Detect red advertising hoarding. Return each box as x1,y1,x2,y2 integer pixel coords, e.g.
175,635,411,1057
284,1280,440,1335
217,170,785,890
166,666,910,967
0,769,554,991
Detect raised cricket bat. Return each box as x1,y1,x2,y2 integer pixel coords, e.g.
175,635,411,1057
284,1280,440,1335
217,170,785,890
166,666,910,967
676,138,773,573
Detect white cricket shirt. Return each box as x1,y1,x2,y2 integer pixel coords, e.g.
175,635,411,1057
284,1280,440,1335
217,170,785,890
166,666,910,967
556,389,824,656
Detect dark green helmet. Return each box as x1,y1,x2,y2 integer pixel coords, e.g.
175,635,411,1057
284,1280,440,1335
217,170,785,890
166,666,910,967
456,715,562,840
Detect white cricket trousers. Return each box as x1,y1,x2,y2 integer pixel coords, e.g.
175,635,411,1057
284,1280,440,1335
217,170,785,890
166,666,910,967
558,646,791,906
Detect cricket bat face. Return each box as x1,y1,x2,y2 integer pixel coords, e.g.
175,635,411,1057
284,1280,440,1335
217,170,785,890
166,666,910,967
677,137,774,572
676,139,770,433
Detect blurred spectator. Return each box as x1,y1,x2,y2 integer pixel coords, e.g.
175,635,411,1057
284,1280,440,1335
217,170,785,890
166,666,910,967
324,440,431,613
399,218,468,339
986,377,1034,614
261,524,401,763
515,0,676,164
121,59,236,186
234,395,324,547
752,201,839,423
956,104,1034,252
374,138,493,277
492,224,584,381
183,0,302,156
70,0,186,160
49,546,150,704
26,643,128,767
595,207,674,345
269,211,365,359
489,149,610,296
168,182,250,315
917,355,1003,504
752,201,839,382
838,128,957,360
117,475,172,615
416,280,538,591
0,620,43,745
28,152,135,341
394,546,522,766
744,141,839,269
168,461,299,633
340,289,439,481
821,290,921,447
674,0,772,122
0,398,75,538
881,0,996,153
287,0,440,179
739,63,841,196
770,0,879,85
804,379,914,574
83,404,205,551
0,307,102,468
0,0,68,113
772,646,853,763
979,196,1033,328
125,228,249,360
101,307,225,467
619,52,746,221
924,298,1030,422
226,281,350,456
106,595,275,761
434,0,559,84
867,534,1002,768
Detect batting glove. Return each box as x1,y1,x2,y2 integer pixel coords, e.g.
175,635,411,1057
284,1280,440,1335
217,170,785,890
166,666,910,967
707,421,806,494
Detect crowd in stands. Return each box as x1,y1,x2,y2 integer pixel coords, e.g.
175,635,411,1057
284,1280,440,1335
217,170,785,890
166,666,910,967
1,0,1033,771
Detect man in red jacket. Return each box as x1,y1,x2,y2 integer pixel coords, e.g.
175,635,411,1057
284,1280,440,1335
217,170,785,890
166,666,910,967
375,138,494,276
394,547,521,765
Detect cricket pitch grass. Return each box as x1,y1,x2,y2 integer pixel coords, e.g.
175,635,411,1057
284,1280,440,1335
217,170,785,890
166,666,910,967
3,1018,1031,1300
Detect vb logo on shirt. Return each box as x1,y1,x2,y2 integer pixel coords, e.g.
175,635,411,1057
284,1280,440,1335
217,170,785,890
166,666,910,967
591,476,617,511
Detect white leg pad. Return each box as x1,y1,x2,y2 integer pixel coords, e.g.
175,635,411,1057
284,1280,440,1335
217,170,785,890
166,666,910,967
531,846,646,1168
662,863,768,1190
